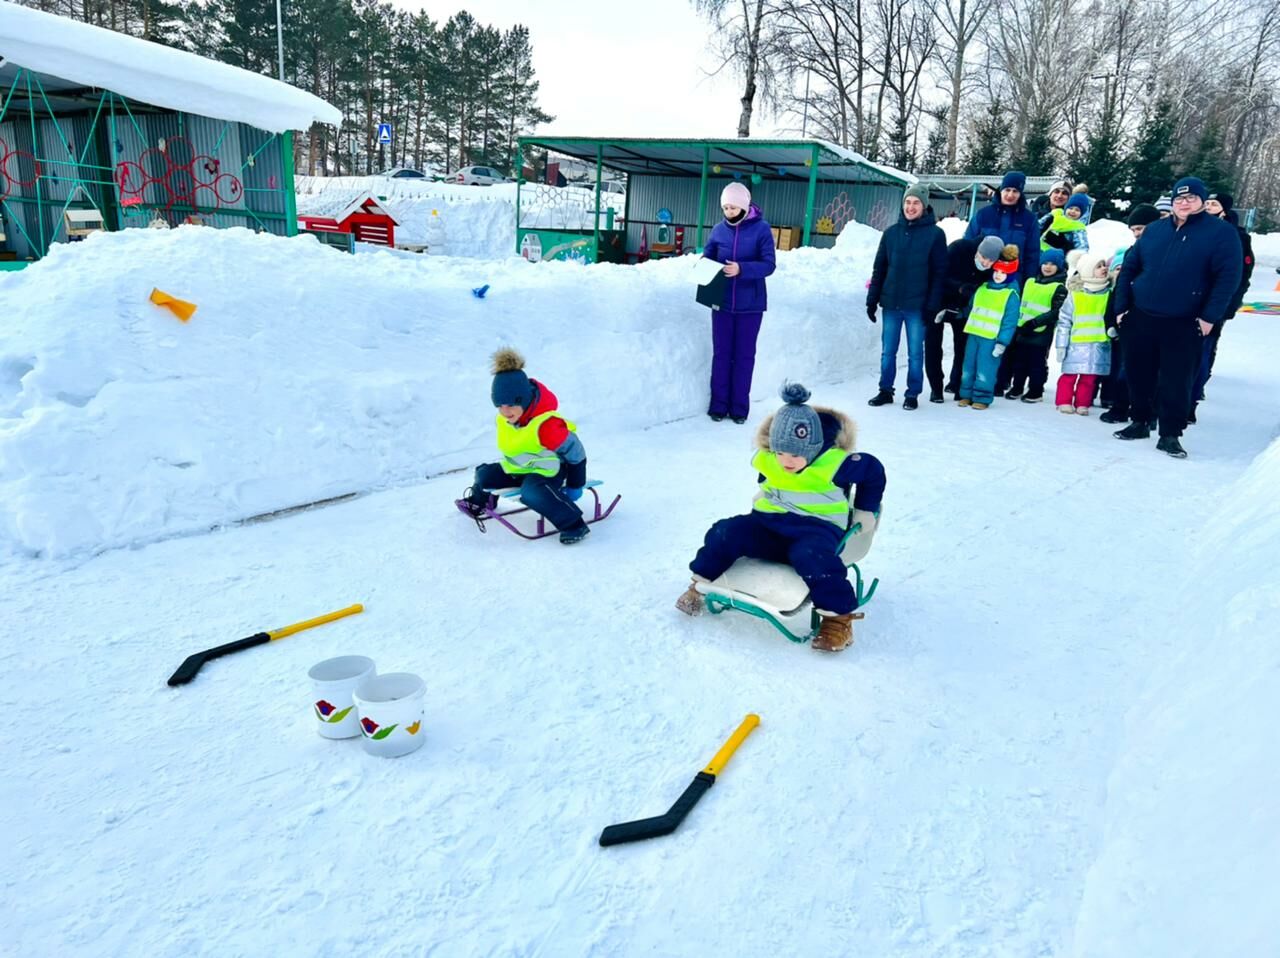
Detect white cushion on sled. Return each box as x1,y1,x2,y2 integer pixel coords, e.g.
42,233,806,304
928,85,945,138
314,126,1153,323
696,559,813,617
840,509,879,565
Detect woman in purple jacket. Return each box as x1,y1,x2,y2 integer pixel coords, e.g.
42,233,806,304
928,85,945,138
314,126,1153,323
701,182,777,423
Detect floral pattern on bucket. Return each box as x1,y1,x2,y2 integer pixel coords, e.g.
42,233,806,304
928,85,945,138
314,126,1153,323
314,700,353,723
361,717,398,740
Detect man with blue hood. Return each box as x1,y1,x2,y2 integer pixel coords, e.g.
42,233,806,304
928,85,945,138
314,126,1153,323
964,171,1041,285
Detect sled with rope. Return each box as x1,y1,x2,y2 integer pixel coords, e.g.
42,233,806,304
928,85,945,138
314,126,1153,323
695,508,880,643
454,479,621,540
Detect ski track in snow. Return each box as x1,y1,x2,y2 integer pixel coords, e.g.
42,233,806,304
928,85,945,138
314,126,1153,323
3,315,1279,957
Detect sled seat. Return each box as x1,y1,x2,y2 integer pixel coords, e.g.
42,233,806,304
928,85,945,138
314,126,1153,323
695,509,881,643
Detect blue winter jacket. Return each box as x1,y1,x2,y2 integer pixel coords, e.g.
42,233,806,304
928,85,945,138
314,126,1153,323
753,409,887,544
1113,210,1244,325
964,198,1041,285
702,204,777,314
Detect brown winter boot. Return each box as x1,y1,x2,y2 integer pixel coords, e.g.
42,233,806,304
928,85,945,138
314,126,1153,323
811,611,860,652
675,579,705,616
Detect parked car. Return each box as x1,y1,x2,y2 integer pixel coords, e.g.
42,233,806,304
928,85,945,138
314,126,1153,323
380,166,445,181
452,166,508,186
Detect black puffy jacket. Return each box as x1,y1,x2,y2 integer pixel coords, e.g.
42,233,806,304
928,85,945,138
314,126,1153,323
866,208,948,315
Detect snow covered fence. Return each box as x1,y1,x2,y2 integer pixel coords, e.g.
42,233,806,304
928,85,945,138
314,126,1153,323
0,223,882,558
1070,433,1280,957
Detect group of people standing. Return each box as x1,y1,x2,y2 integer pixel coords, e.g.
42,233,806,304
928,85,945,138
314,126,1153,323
862,171,1250,458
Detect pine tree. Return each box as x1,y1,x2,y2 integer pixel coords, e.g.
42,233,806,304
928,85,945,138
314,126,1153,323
1069,111,1128,220
1128,97,1177,205
921,109,949,173
962,101,1008,173
1180,122,1234,194
1010,113,1055,176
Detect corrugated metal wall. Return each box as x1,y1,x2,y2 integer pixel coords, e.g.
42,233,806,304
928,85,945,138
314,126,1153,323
624,174,905,253
1,89,290,262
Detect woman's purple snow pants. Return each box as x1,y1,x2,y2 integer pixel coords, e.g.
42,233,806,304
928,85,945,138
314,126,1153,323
709,310,763,420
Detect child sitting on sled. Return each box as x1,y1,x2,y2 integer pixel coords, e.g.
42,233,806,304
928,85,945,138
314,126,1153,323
460,348,591,544
675,383,886,652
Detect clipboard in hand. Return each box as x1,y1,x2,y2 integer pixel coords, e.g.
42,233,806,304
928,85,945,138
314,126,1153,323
696,269,728,310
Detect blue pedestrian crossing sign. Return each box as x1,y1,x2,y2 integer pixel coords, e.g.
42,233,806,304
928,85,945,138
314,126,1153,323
377,123,393,145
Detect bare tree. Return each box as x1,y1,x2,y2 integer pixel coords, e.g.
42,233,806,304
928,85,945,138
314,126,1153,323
930,0,994,170
694,0,785,136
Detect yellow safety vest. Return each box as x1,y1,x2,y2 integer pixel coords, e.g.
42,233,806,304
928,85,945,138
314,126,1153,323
1069,289,1110,345
1019,278,1060,326
751,447,849,528
965,284,1016,340
1040,208,1087,251
495,410,576,476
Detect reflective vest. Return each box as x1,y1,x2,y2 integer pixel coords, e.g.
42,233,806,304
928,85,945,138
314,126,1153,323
751,447,849,529
965,284,1016,340
1040,208,1087,251
1069,289,1110,344
1019,278,1060,327
495,410,575,476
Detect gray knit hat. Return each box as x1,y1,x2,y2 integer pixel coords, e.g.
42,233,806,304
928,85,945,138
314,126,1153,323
769,382,824,463
904,184,929,204
976,235,1004,261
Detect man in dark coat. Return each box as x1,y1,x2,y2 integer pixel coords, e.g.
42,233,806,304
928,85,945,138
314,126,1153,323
1190,193,1256,419
1113,176,1243,458
925,234,1000,401
1031,179,1072,218
963,170,1041,284
865,185,947,410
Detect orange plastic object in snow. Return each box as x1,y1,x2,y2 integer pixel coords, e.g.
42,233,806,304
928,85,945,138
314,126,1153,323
150,288,197,321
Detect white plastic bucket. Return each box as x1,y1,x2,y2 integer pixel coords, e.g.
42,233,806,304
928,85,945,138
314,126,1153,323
308,655,376,739
352,672,426,758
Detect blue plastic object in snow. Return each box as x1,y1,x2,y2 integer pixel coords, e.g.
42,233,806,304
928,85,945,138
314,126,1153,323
472,284,490,299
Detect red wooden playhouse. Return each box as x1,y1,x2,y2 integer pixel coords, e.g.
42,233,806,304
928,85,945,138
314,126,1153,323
296,192,398,248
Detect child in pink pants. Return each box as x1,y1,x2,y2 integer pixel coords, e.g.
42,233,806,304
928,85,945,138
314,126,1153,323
1054,252,1113,415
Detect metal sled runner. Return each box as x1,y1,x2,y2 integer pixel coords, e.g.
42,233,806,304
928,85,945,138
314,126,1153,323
454,479,621,540
695,510,880,643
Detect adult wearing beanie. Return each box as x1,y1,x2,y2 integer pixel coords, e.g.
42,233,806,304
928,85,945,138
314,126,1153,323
865,184,947,410
1113,176,1242,457
1032,179,1073,218
700,181,777,424
964,171,1041,284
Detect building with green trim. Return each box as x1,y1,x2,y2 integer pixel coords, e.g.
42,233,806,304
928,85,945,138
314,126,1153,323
515,137,913,264
0,2,340,270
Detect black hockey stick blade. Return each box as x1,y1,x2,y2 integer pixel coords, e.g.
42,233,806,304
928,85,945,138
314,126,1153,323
599,772,716,846
166,633,270,686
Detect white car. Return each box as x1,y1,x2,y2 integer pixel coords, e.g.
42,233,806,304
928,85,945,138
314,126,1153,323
452,166,508,186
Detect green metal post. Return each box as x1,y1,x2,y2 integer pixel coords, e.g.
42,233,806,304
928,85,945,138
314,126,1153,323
593,144,603,256
514,142,523,255
801,144,819,247
26,71,46,256
281,131,297,236
695,146,710,250
969,182,979,219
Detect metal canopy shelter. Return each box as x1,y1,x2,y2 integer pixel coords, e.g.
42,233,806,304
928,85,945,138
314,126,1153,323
515,136,913,261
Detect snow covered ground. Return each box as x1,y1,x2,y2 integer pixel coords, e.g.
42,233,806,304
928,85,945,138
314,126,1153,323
2,227,1278,957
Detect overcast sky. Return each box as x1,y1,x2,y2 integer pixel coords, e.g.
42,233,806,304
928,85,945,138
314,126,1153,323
400,0,784,138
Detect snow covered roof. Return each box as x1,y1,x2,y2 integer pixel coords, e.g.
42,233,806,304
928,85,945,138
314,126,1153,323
296,191,398,225
522,137,914,187
0,1,342,133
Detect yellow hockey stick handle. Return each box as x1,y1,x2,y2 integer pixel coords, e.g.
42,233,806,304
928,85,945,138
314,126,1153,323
702,713,760,776
268,604,364,641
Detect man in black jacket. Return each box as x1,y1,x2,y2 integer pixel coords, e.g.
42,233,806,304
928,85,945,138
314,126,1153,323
1190,193,1255,419
865,185,947,410
1113,176,1243,458
925,234,1000,402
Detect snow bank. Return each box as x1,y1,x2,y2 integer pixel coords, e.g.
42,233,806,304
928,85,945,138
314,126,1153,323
1070,435,1280,957
1252,232,1280,268
0,223,882,558
294,176,625,259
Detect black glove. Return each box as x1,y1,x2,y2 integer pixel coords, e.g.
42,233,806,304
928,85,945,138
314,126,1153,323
867,303,878,323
